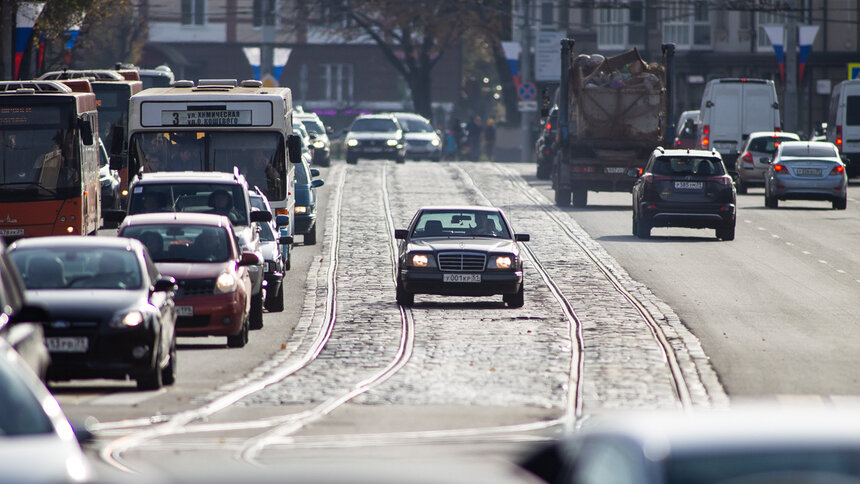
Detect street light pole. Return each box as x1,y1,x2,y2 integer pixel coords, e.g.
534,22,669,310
784,0,798,133
520,0,532,163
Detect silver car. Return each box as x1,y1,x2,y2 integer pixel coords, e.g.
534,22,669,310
765,140,847,209
736,131,800,194
392,112,442,161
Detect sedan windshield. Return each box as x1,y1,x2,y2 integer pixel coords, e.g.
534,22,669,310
350,118,398,132
398,117,433,133
748,136,797,154
412,210,510,239
121,225,232,263
10,247,143,290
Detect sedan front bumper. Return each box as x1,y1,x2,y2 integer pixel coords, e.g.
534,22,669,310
401,270,523,296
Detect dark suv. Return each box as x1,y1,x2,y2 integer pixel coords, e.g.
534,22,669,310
344,114,406,164
631,147,736,240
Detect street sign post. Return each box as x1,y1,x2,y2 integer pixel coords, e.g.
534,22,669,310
518,100,538,112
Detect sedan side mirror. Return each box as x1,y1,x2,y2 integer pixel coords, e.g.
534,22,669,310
515,233,530,242
239,252,260,266
394,229,408,240
311,179,325,188
153,276,178,293
250,210,272,223
310,168,320,177
626,168,643,178
276,214,290,227
279,235,293,245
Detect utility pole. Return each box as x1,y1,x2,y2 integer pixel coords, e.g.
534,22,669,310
261,19,275,84
784,0,798,133
520,0,532,163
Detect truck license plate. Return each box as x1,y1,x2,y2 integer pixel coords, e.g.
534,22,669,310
443,274,481,283
46,337,88,353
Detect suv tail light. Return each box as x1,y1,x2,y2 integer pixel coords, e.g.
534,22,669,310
831,165,845,175
701,125,710,147
836,125,843,152
706,175,733,186
773,164,789,173
643,174,671,184
741,152,753,166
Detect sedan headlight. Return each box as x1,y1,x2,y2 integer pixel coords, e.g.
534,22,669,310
408,253,435,268
295,206,308,214
491,255,514,270
215,272,238,293
430,138,441,147
347,139,359,147
386,139,399,146
313,140,325,149
110,310,143,328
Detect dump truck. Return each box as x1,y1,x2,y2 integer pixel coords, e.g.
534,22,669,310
552,39,675,207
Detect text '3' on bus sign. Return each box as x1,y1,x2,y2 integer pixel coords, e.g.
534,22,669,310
162,109,252,126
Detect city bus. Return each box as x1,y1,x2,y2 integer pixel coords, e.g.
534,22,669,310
122,79,301,218
0,80,101,240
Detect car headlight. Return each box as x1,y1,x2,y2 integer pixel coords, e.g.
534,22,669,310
110,310,143,328
215,272,238,293
491,255,514,270
386,139,399,146
408,253,435,268
295,206,308,214
430,138,441,147
347,139,359,147
313,140,325,149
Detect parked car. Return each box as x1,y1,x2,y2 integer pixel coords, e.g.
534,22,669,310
630,147,736,240
391,112,442,161
522,407,860,484
118,213,257,347
345,114,406,164
765,140,847,210
826,79,860,176
122,171,270,329
7,236,178,390
394,206,529,308
736,131,801,194
0,336,92,483
673,109,700,149
292,119,315,165
535,104,558,180
293,156,325,245
0,238,50,381
249,188,292,314
295,110,332,166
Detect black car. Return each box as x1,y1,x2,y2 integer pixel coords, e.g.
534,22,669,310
7,236,178,390
293,157,324,245
630,147,736,240
345,114,406,164
535,105,558,180
394,207,530,308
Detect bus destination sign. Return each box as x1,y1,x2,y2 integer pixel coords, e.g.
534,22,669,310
162,109,252,126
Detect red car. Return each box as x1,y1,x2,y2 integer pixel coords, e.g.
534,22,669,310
118,212,258,348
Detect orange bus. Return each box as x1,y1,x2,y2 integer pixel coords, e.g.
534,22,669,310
0,80,101,240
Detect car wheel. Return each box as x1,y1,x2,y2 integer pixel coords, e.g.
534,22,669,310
572,186,588,207
249,292,264,330
136,351,163,391
504,284,525,308
284,243,291,271
833,197,848,210
632,213,639,236
635,217,651,239
227,316,249,348
395,155,406,164
554,189,571,207
346,155,358,165
162,337,177,386
765,193,778,208
536,162,551,180
717,223,736,241
396,281,414,307
265,282,284,312
304,223,317,245
736,179,748,195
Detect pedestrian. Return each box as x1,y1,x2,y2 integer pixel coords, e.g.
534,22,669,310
466,115,482,161
483,117,496,161
450,118,464,161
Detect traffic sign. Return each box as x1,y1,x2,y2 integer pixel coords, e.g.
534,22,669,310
518,82,536,101
518,100,538,112
849,63,860,80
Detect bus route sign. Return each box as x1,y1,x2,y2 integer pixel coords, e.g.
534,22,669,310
162,109,252,126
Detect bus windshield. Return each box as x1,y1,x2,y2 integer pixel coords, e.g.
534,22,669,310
0,127,78,202
131,131,285,202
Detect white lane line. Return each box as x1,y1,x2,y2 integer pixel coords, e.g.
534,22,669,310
771,234,781,239
802,250,811,255
837,269,846,274
818,259,828,265
744,220,752,224
785,242,794,246
758,226,766,231
90,389,165,406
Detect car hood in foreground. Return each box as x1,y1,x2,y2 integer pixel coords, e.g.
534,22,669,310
25,290,146,319
156,261,233,280
0,437,90,483
406,237,519,253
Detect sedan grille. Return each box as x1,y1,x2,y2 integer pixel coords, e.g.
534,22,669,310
437,252,486,272
175,278,215,298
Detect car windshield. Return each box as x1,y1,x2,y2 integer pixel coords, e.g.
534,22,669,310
412,210,510,239
0,355,54,436
666,450,860,483
351,118,398,132
781,144,839,158
301,119,325,136
398,117,433,133
121,225,232,263
10,247,143,290
128,183,249,226
653,157,725,177
748,136,797,153
256,220,275,242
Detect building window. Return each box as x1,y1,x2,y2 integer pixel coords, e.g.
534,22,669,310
596,2,644,49
320,0,350,26
254,0,277,27
757,9,787,50
321,63,353,102
181,0,206,26
540,2,554,26
662,1,710,49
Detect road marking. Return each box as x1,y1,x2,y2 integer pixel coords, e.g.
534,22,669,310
785,242,794,246
818,260,828,265
771,234,780,239
837,269,846,274
90,389,165,406
757,226,766,231
802,250,811,255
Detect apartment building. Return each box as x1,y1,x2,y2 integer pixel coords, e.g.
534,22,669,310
519,0,859,136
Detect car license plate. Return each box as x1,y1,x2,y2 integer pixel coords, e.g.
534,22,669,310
365,147,383,152
0,229,23,236
46,336,88,353
796,168,821,176
714,142,736,152
176,305,194,317
674,181,703,190
443,273,481,283
604,167,625,174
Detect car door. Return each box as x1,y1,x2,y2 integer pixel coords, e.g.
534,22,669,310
144,253,174,361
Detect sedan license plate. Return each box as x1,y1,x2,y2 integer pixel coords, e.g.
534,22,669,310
176,306,194,317
795,168,821,176
0,229,23,236
46,337,88,353
442,273,482,283
674,181,703,190
604,167,625,174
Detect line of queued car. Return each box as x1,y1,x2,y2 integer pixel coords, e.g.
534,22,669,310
344,112,442,164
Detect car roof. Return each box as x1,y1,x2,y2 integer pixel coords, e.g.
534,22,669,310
354,113,397,120
119,212,233,228
747,131,800,139
295,112,322,121
418,206,504,214
390,112,430,120
656,148,721,158
777,140,840,158
9,235,142,251
131,171,245,185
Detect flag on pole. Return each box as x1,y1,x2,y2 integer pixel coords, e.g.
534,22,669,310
798,25,820,84
243,47,261,80
15,2,45,79
502,41,520,90
272,48,292,84
763,26,785,83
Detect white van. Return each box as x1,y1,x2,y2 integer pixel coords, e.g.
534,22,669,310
826,79,860,176
698,78,781,175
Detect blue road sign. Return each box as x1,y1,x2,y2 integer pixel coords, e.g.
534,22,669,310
518,82,536,101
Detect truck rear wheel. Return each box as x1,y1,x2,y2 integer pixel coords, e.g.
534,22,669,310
554,189,571,207
572,186,588,207
536,161,552,180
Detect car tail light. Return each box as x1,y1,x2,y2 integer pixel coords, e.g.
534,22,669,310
774,126,781,132
543,149,551,155
706,175,733,186
545,122,552,131
643,173,670,183
701,125,710,147
675,138,681,146
572,165,597,173
836,125,843,152
831,165,845,175
741,152,753,166
773,164,788,173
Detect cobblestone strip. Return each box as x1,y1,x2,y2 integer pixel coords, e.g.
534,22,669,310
356,163,573,408
476,162,728,409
